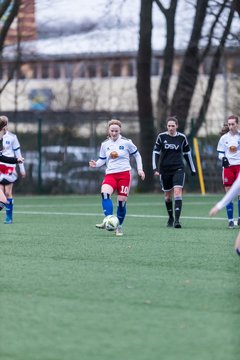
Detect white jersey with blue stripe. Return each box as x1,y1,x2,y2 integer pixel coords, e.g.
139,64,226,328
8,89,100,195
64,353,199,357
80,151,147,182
97,135,139,174
0,131,24,172
217,131,240,165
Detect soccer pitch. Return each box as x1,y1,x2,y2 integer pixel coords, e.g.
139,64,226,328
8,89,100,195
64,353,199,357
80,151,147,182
0,194,239,360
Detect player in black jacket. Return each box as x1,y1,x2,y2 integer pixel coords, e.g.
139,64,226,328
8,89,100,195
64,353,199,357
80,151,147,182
152,116,196,228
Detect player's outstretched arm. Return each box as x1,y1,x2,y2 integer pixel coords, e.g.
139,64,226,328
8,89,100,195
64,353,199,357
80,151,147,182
209,205,219,217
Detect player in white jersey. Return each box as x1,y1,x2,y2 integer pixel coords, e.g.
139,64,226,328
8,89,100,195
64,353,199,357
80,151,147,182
217,115,240,228
0,116,26,224
209,173,240,256
89,119,145,236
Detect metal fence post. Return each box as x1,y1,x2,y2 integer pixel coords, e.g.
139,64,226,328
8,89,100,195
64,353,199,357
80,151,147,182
38,117,42,194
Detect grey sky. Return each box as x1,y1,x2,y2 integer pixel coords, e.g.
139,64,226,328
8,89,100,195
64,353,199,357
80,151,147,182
36,0,140,26
35,0,238,50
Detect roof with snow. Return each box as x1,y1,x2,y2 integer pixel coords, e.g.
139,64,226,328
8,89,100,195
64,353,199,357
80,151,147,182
2,25,166,61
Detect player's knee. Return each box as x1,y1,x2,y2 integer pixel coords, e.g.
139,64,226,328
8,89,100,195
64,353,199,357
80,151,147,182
117,195,127,203
101,192,111,199
174,189,182,198
117,199,126,207
164,194,172,202
5,191,11,198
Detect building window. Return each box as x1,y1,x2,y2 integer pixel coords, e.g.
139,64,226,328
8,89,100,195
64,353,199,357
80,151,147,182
203,57,217,75
64,62,73,78
88,62,97,78
111,61,121,77
53,62,61,78
31,63,38,78
128,61,134,76
100,62,109,77
151,58,160,76
42,63,49,78
73,62,86,78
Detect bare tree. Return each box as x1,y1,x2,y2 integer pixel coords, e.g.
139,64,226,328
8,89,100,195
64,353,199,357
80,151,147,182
0,0,21,94
170,0,209,131
136,0,155,191
233,0,240,16
151,0,236,133
134,0,238,191
155,0,178,131
193,4,235,135
0,0,20,52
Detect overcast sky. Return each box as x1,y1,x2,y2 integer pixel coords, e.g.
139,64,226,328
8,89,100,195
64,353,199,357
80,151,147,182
35,0,196,50
35,0,239,51
35,0,140,26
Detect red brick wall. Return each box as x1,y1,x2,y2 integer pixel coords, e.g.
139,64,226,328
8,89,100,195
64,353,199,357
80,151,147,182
5,0,36,44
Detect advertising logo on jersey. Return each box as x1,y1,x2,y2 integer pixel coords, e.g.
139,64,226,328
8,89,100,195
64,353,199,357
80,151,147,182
164,142,179,150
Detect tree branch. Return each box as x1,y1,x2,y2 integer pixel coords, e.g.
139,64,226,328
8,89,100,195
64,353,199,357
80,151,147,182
0,0,12,19
0,0,21,52
200,0,229,62
233,0,240,16
154,0,167,15
194,6,234,135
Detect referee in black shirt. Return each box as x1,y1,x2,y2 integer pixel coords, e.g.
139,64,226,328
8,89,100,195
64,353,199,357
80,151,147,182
152,116,196,228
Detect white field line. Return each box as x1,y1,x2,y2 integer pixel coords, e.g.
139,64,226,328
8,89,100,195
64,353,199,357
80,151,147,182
13,210,226,222
16,201,221,207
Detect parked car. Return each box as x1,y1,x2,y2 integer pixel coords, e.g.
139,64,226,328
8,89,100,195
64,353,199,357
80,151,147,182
64,166,105,193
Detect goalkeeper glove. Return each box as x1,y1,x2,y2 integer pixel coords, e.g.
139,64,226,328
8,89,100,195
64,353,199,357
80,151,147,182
222,157,230,168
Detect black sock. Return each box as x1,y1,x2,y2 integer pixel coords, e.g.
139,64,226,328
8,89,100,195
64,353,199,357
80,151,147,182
0,201,5,211
175,199,182,222
165,200,173,219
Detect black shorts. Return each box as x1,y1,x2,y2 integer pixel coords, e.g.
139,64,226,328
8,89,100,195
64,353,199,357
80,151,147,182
0,172,18,185
160,168,185,191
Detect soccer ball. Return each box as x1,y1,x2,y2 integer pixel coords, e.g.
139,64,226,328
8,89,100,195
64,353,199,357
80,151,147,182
105,215,119,231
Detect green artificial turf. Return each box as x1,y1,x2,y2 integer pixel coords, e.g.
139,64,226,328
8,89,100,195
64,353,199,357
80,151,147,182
0,194,239,360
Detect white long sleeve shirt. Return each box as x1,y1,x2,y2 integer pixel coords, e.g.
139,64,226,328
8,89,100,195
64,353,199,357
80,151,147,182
95,135,143,174
0,131,25,175
217,131,240,165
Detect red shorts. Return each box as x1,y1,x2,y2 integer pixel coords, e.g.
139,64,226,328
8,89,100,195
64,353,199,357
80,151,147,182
223,165,240,186
0,164,14,174
102,170,131,196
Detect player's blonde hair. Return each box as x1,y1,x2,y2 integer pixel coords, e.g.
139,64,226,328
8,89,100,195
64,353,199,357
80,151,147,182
0,116,8,131
108,119,122,128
